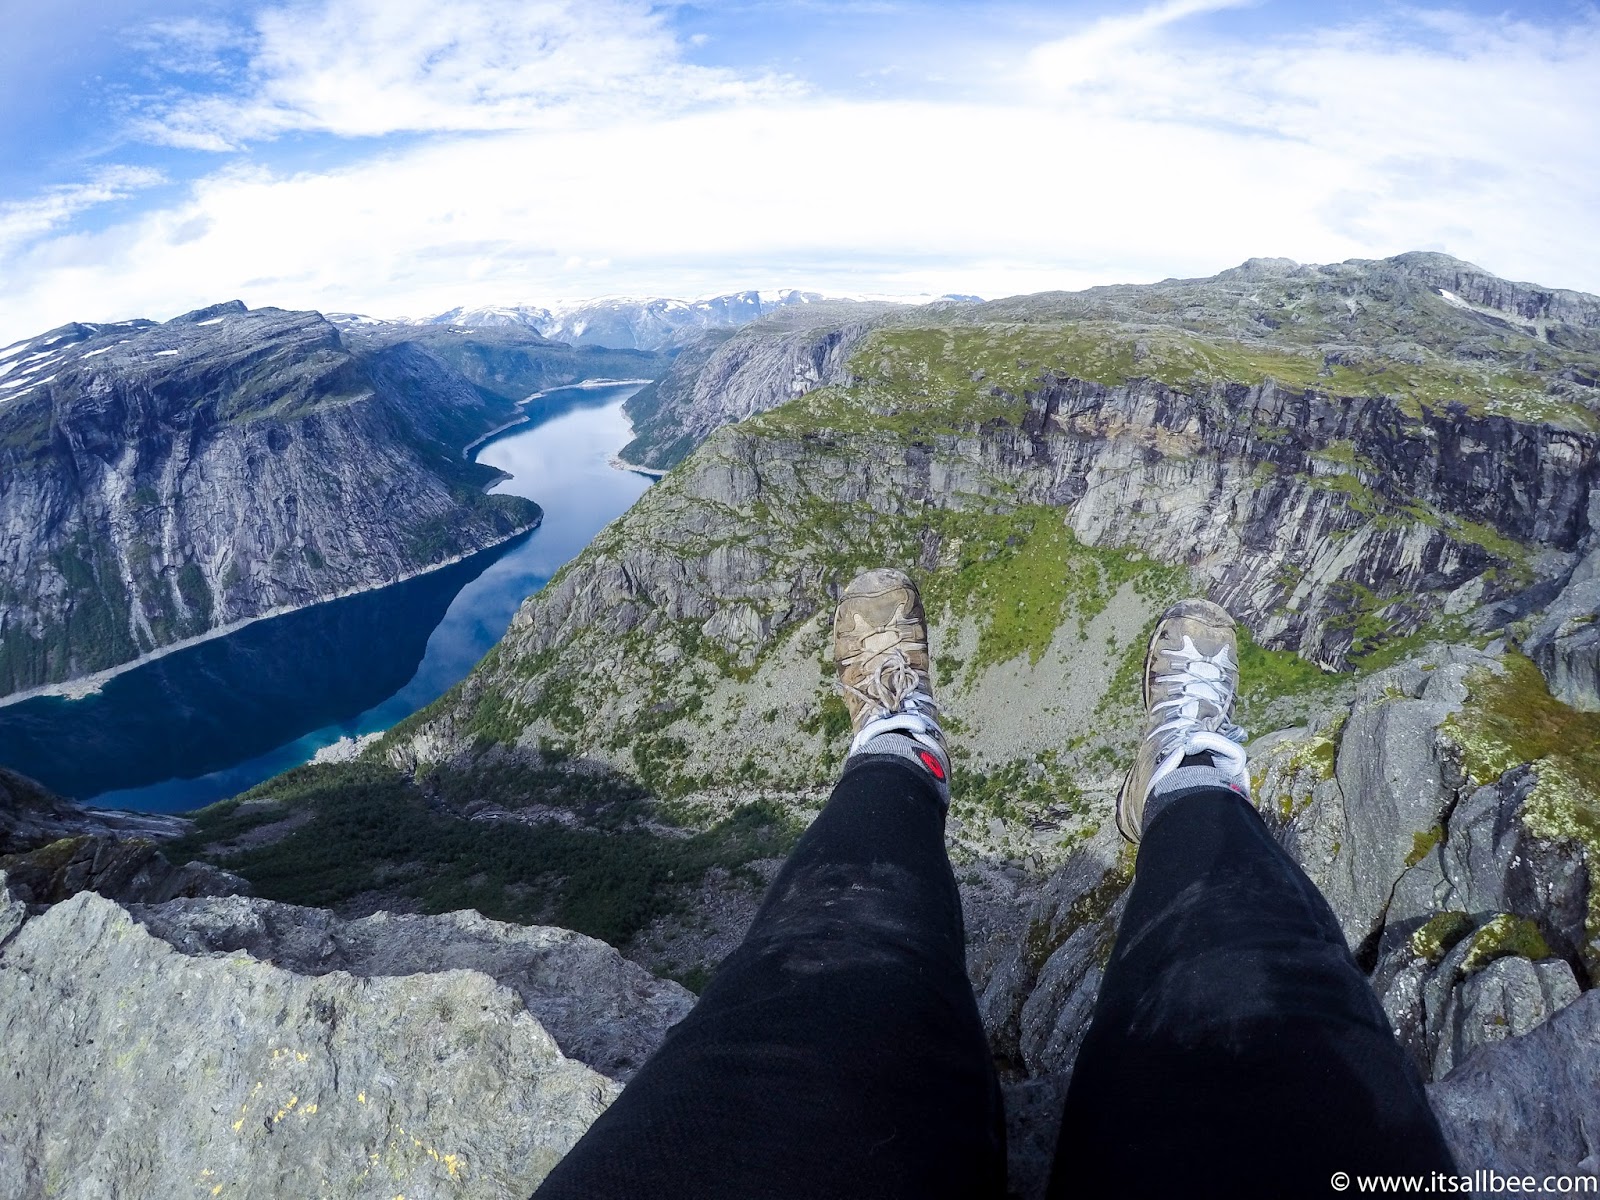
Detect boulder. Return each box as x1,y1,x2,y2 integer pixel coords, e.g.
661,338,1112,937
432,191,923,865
136,894,696,1081
0,879,621,1200
1430,989,1600,1178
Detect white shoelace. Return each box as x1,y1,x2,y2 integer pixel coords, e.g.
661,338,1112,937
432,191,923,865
1145,638,1249,794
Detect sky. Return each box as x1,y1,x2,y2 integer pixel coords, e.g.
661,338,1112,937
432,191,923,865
1,0,1597,345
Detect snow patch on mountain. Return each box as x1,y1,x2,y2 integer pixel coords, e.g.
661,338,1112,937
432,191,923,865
413,289,865,351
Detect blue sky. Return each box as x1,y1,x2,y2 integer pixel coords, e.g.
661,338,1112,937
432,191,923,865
2,0,1597,344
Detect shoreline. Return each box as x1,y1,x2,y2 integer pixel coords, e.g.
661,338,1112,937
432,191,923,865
522,376,654,404
2,378,653,712
462,378,656,461
609,396,669,477
461,414,532,459
0,521,543,712
608,453,666,478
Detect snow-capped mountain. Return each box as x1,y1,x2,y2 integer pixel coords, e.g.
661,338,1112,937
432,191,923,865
423,289,839,351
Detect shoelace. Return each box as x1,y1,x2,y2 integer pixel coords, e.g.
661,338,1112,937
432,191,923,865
1145,637,1249,794
844,647,947,763
842,646,935,722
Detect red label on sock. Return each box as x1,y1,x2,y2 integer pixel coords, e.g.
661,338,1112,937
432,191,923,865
918,750,946,781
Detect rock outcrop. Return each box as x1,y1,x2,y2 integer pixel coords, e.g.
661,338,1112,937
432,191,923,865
0,764,187,853
0,874,693,1199
0,765,245,905
1523,541,1600,711
1428,989,1600,1178
1247,650,1595,1073
0,833,247,906
136,895,696,1081
0,304,666,698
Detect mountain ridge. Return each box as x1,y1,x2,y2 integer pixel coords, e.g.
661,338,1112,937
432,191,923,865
412,288,911,352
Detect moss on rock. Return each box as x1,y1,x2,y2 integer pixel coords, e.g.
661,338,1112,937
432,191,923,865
1442,652,1600,972
1458,913,1553,976
1411,910,1474,965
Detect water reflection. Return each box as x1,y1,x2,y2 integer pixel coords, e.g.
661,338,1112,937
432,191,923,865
0,383,653,812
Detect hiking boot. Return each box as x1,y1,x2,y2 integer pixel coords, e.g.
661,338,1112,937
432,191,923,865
1116,598,1250,843
832,568,951,805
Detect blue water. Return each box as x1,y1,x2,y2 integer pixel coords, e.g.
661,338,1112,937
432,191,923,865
0,383,653,812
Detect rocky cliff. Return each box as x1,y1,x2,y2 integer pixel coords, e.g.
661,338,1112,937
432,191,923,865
0,875,694,1199
617,300,901,470
0,303,663,699
0,770,694,1197
0,765,247,904
337,252,1600,1190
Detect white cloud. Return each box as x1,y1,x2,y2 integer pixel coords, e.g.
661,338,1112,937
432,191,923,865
139,0,797,148
0,167,166,260
1027,0,1256,91
1,2,1597,344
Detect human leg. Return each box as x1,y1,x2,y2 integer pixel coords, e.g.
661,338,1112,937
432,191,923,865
1048,602,1454,1197
534,571,1004,1200
1050,787,1455,1197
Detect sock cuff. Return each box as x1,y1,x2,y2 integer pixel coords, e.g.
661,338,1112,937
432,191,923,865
1150,762,1245,800
844,734,950,808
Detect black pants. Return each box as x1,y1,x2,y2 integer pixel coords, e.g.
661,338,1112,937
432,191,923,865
534,759,1454,1199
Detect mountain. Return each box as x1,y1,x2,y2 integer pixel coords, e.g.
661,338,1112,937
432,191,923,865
617,299,906,468
338,251,1595,1184
5,253,1599,1193
425,289,875,352
0,302,666,700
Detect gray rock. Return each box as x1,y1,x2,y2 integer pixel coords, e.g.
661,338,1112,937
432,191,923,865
1382,768,1591,975
1017,912,1121,1078
1002,1075,1068,1200
971,825,1127,1077
135,894,696,1081
0,765,190,854
1379,957,1433,1069
1524,547,1600,710
0,833,248,906
0,879,620,1200
1433,955,1580,1080
619,306,884,469
1430,989,1600,1178
1299,655,1487,950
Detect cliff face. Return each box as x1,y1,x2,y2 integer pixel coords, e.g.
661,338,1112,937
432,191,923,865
390,292,1600,819
617,301,903,470
0,303,663,698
